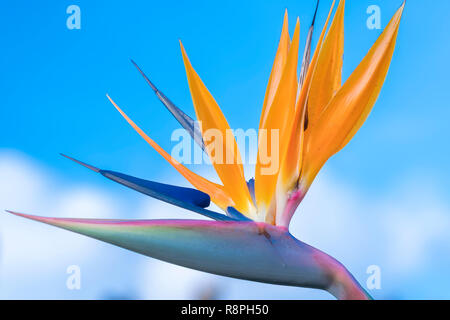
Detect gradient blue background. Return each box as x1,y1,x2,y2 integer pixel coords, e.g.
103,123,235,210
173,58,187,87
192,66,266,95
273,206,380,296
1,0,449,299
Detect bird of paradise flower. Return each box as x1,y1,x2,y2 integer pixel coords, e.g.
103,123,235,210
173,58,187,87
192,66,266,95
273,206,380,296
7,0,405,300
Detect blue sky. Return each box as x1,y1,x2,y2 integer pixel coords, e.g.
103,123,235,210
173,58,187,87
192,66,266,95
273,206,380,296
2,0,450,189
1,0,450,299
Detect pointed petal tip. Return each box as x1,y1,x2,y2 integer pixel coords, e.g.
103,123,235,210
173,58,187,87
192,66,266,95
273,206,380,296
106,94,121,112
5,210,40,221
6,210,27,218
179,40,190,63
129,58,205,151
130,59,158,92
390,1,405,22
311,0,320,26
293,17,301,38
60,153,100,172
292,17,300,38
281,9,289,34
294,17,301,35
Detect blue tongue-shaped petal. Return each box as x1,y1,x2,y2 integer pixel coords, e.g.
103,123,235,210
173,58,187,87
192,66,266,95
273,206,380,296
100,170,210,208
61,154,234,221
131,59,205,151
226,207,253,222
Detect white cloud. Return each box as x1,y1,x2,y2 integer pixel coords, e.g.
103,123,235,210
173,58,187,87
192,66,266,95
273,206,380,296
139,259,220,300
0,150,136,299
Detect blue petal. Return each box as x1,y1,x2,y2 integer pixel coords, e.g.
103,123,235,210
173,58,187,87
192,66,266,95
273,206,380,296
227,207,253,221
247,178,256,206
61,154,234,221
100,170,210,208
131,59,205,150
